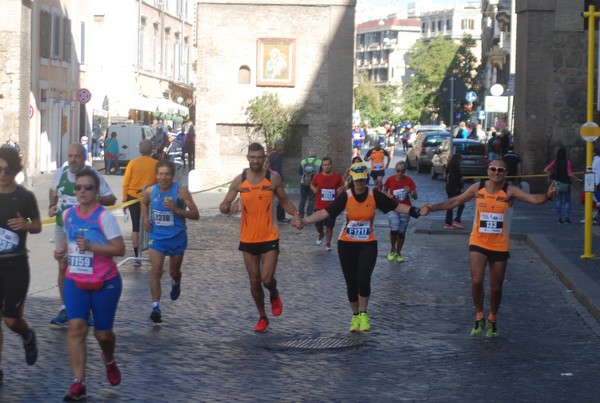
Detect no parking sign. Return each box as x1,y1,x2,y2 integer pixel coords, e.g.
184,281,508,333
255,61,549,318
76,88,92,104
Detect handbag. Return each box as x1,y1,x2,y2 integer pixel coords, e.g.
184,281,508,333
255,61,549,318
75,280,104,291
555,181,570,193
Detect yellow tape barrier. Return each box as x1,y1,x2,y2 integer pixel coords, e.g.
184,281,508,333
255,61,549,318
464,171,586,181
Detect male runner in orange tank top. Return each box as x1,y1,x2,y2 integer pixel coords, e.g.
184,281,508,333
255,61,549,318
220,142,301,332
422,158,557,337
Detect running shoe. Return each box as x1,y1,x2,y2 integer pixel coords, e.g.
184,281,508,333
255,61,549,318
564,218,571,224
170,280,181,301
452,221,465,229
150,306,162,323
443,224,455,229
349,315,360,332
396,254,405,263
358,312,371,332
325,243,332,252
23,328,38,366
316,236,324,245
102,353,121,386
470,318,486,336
64,380,86,401
486,320,499,338
254,316,269,332
50,308,68,326
271,294,283,316
387,250,396,261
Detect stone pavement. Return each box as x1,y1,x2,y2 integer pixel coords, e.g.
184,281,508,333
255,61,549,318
1,169,600,401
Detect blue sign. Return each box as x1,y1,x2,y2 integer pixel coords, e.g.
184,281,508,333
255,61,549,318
478,110,486,120
466,91,477,103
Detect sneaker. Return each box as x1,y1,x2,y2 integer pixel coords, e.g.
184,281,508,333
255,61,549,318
452,221,465,229
564,218,571,224
486,320,499,337
150,306,162,323
443,224,454,229
254,316,269,332
470,318,486,336
396,254,405,263
387,250,396,261
325,244,332,252
558,218,563,224
271,294,283,316
23,329,38,366
170,280,181,301
133,259,142,267
358,312,371,332
316,236,324,245
50,308,68,326
349,315,360,332
102,353,121,386
64,380,86,401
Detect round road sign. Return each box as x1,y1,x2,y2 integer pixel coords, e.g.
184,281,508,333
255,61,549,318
580,122,600,142
466,91,477,103
76,88,92,104
27,105,34,119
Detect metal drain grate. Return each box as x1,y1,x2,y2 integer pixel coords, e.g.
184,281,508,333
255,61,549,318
276,336,365,350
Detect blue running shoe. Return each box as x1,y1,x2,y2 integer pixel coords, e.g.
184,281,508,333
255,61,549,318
50,308,68,326
170,280,181,301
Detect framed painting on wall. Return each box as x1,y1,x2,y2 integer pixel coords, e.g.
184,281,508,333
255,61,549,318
256,38,296,87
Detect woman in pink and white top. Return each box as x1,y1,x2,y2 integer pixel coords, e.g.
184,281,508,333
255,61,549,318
54,168,125,401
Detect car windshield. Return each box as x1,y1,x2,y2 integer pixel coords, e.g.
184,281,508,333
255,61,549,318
454,143,484,156
424,135,448,146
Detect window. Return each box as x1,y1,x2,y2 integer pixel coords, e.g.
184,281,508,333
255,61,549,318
437,20,443,32
461,19,474,30
80,21,85,65
40,10,52,59
164,29,170,76
138,19,145,68
62,19,71,62
153,24,159,72
174,34,181,80
238,66,250,84
421,22,426,33
53,13,61,59
446,19,452,31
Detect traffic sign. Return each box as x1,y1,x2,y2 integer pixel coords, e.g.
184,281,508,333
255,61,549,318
580,122,600,142
440,77,466,102
478,110,485,120
27,104,34,119
466,91,477,103
76,88,92,104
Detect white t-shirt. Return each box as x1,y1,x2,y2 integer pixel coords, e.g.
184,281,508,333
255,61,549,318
51,166,114,197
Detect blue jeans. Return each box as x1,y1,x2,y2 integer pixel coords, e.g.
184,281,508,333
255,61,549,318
298,184,315,218
105,157,119,174
556,187,571,220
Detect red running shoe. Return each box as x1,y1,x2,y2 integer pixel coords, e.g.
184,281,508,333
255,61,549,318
271,295,283,316
102,353,121,386
64,380,87,401
254,316,269,332
452,221,465,229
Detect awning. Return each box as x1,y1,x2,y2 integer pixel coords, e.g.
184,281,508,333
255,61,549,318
109,95,189,117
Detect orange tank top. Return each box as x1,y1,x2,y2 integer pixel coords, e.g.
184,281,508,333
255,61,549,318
369,149,386,171
239,169,279,243
338,188,377,242
469,182,511,252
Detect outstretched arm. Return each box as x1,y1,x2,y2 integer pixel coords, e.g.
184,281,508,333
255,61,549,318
509,181,556,205
427,182,478,213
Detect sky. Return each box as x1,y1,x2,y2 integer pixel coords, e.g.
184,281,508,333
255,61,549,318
356,0,469,21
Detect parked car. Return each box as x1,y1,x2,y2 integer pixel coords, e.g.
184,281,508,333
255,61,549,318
431,138,488,180
405,130,451,173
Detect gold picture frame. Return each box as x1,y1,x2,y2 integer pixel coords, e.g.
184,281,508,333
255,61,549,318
256,38,296,87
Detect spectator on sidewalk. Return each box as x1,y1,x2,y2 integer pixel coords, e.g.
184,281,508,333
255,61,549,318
80,136,92,166
269,139,288,223
503,146,522,186
443,154,465,229
165,132,186,187
104,132,120,175
544,148,580,224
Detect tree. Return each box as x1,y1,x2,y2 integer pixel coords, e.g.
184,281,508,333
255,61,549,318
354,79,401,127
245,93,302,149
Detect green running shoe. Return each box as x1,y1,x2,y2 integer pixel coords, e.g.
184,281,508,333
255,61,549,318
486,320,499,337
396,254,405,262
470,318,486,336
359,312,371,332
387,250,396,261
349,315,360,332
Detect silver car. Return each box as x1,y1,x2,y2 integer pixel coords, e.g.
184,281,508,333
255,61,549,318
406,130,451,173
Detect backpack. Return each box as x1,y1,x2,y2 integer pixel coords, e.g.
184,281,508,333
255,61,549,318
493,138,501,151
301,158,317,186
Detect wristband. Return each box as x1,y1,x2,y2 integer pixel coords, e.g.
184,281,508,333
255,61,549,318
409,206,420,219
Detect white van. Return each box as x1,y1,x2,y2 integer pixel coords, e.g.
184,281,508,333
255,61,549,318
106,124,160,169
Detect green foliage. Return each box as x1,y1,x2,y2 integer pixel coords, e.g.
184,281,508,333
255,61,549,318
354,80,401,126
245,93,302,149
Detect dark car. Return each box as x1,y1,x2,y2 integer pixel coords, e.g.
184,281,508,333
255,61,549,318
405,130,451,173
431,138,488,180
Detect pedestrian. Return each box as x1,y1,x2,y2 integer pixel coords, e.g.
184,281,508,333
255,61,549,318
183,122,195,170
219,142,301,332
502,145,522,186
297,149,322,218
443,154,465,229
351,125,365,158
48,143,117,326
386,121,396,159
53,168,125,400
91,124,103,159
544,148,580,224
165,132,187,186
104,131,120,175
364,141,391,189
122,139,158,265
295,162,422,332
421,158,557,337
0,147,41,383
383,161,418,262
310,156,344,251
141,160,199,323
487,131,501,161
80,136,92,165
4,133,22,157
268,139,288,223
593,147,600,204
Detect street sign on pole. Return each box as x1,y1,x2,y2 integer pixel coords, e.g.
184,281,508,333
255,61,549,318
580,122,600,142
466,91,477,103
76,88,92,104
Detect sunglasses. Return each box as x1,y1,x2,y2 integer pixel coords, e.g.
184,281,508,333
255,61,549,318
351,165,367,173
488,166,507,173
396,169,406,173
74,184,97,192
0,167,14,175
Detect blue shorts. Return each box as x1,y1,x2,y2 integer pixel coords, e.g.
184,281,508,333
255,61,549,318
63,275,122,331
149,231,188,256
386,210,410,237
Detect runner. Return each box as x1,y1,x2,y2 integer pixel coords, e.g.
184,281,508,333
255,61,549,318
421,159,557,337
53,168,124,400
0,147,41,384
295,162,422,332
219,142,301,332
141,160,199,323
48,143,116,326
310,157,344,251
364,141,390,189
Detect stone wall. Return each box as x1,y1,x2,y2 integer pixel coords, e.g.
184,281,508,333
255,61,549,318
195,0,356,189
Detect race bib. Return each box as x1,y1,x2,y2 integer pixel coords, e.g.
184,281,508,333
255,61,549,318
345,220,371,240
321,188,335,202
373,163,383,170
60,195,78,209
0,228,19,253
154,210,174,226
478,212,504,234
393,188,407,201
68,242,94,274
